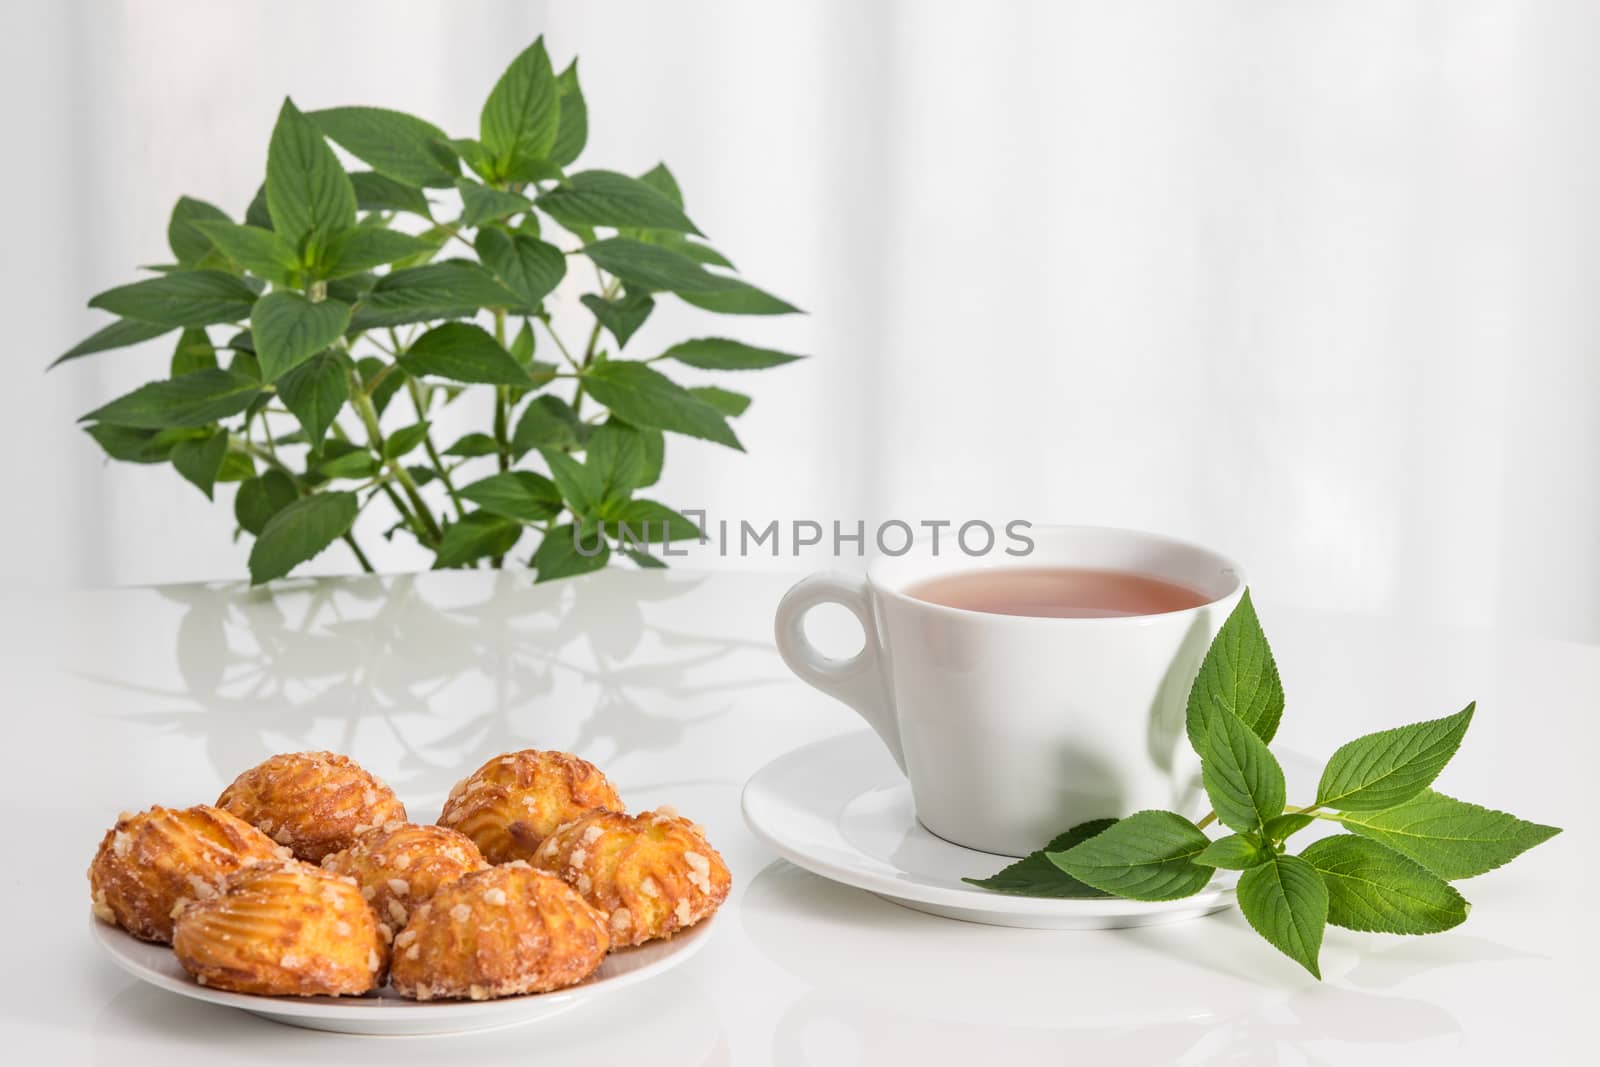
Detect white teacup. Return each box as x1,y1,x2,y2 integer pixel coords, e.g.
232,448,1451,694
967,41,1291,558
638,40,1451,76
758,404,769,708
773,525,1244,857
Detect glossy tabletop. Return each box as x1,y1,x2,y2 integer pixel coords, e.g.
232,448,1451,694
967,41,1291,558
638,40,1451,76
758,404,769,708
1,569,1593,1065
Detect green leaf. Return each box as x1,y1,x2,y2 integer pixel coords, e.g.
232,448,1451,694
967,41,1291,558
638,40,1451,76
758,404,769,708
265,98,356,253
549,60,587,167
250,292,351,380
1202,712,1287,833
1329,790,1561,880
350,171,432,217
540,447,601,516
480,38,560,178
310,106,458,187
532,523,609,582
624,548,667,569
475,229,566,308
444,432,500,458
315,445,379,480
962,819,1116,897
194,221,300,283
170,328,218,375
384,421,431,460
678,278,800,315
637,162,682,208
168,196,232,265
327,272,378,304
637,427,664,487
1315,704,1475,812
512,395,581,455
217,450,255,483
1195,834,1273,870
399,322,534,386
247,491,358,584
583,237,737,294
1300,835,1468,935
244,184,273,231
663,337,803,371
89,270,258,327
581,361,742,449
1184,589,1285,757
274,352,347,449
580,289,653,347
537,170,700,234
614,499,703,542
509,320,536,365
230,349,261,380
323,227,438,278
1263,813,1316,841
170,430,229,499
434,511,523,568
52,318,173,368
459,471,563,522
689,385,751,417
457,178,532,227
1236,854,1328,978
83,369,262,429
587,422,647,503
664,235,734,269
448,137,494,182
349,261,518,329
521,359,561,388
1047,810,1214,901
84,424,179,464
234,469,298,535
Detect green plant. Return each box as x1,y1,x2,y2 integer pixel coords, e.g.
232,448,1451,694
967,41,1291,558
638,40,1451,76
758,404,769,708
53,37,803,584
967,590,1561,979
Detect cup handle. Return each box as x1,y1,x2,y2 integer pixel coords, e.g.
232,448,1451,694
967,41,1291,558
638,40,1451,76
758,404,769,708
774,572,905,772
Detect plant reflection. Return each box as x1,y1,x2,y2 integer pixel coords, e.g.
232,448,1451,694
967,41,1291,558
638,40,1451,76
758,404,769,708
71,569,784,798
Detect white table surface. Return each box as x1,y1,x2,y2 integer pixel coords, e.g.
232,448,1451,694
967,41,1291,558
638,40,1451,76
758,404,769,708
1,569,1593,1065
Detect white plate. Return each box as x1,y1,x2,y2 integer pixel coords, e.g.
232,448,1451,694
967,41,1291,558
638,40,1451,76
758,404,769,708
92,913,712,1036
742,731,1241,930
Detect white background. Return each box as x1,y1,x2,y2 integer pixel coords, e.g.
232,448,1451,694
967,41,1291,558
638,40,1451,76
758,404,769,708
4,0,1596,643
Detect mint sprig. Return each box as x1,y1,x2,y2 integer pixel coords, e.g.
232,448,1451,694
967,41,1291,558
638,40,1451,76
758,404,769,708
968,588,1562,979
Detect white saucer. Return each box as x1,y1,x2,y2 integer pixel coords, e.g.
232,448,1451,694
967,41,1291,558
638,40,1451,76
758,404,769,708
741,731,1238,930
92,913,712,1036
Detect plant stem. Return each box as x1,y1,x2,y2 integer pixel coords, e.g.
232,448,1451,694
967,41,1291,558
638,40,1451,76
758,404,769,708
538,316,580,369
493,308,511,476
436,218,477,252
390,462,442,544
342,533,375,573
494,391,510,471
572,319,604,416
489,309,512,568
236,438,292,479
1196,801,1323,836
406,378,465,520
366,361,402,397
571,276,622,418
379,483,421,538
349,372,441,546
